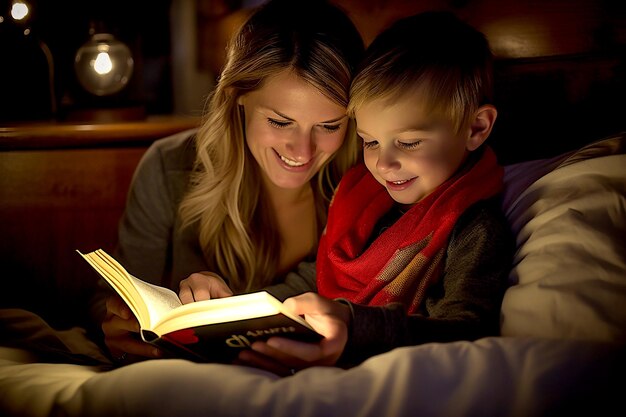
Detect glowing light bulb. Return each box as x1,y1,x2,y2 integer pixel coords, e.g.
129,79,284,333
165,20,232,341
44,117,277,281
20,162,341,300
74,33,133,96
11,1,29,21
93,52,113,75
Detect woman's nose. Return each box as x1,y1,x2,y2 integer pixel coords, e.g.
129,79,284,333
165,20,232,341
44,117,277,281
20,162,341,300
286,129,315,162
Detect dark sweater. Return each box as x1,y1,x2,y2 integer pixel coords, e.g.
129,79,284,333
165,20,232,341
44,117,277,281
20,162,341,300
338,199,514,366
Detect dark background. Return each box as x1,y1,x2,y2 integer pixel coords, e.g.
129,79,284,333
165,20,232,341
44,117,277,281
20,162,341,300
0,0,174,122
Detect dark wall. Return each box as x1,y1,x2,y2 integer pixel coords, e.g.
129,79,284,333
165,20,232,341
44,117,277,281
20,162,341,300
0,0,174,122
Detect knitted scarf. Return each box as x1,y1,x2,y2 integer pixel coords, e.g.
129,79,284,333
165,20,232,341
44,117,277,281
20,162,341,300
317,147,503,313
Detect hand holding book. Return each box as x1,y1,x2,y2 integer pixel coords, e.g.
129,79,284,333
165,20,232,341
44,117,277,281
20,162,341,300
79,249,322,363
236,291,350,375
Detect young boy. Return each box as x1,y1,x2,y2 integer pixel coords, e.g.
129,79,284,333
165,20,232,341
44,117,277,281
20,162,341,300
239,11,514,374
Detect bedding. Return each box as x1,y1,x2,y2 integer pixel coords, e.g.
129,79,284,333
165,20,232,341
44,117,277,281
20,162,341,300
501,136,626,341
1,133,625,417
1,334,623,417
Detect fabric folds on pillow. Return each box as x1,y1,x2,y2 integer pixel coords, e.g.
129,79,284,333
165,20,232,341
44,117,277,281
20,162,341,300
500,133,626,342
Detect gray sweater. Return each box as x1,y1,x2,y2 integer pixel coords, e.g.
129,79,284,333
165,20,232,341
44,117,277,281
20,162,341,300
90,130,316,326
116,128,318,298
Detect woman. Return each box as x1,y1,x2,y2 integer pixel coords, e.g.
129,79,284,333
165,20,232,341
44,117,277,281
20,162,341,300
94,0,364,363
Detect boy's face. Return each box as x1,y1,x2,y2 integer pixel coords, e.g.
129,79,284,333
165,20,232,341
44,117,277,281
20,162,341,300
355,89,470,206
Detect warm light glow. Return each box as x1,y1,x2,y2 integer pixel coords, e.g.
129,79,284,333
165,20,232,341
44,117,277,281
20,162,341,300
74,33,134,96
93,52,113,75
11,1,29,21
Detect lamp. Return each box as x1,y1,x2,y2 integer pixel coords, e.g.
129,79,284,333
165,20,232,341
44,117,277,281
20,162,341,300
0,0,56,122
74,32,134,96
65,23,145,122
10,0,29,21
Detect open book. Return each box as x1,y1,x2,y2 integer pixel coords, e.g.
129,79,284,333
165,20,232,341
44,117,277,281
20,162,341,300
78,249,321,363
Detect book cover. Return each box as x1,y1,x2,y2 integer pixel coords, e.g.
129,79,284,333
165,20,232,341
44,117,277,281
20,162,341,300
78,249,322,363
147,312,322,363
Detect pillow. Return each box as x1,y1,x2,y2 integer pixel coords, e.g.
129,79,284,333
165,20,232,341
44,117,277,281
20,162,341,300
500,133,626,342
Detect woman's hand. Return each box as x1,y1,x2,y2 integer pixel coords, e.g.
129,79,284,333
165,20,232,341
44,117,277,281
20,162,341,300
236,292,351,376
101,294,162,363
178,271,234,304
102,271,232,363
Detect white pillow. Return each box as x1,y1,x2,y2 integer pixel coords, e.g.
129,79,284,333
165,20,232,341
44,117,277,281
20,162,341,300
500,135,626,342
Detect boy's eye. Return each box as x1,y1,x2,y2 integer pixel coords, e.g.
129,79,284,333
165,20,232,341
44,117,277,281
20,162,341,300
362,139,378,149
268,118,291,128
398,140,422,150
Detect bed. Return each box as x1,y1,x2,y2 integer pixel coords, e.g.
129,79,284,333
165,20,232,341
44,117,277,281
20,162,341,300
1,1,626,416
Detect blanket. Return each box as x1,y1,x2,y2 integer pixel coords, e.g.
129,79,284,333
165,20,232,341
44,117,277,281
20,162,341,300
0,309,623,417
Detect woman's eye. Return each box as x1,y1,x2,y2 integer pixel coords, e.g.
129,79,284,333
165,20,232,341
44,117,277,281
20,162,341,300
268,118,291,128
321,124,341,133
399,140,422,150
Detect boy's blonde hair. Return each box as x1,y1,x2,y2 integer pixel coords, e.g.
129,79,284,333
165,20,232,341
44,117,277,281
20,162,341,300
348,12,493,135
178,0,363,292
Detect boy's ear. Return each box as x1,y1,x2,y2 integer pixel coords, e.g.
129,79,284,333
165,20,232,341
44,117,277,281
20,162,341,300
466,104,497,151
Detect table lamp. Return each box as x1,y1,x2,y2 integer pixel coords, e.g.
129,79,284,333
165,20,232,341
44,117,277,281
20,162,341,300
66,23,145,122
74,32,134,96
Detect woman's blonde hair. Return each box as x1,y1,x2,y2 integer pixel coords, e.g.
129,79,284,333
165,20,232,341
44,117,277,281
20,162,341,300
179,0,363,292
349,11,493,135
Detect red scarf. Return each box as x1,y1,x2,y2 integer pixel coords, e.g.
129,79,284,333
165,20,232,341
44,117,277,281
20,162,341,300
317,147,503,313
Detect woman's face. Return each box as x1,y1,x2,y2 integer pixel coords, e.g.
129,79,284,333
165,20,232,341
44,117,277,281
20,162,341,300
238,70,348,191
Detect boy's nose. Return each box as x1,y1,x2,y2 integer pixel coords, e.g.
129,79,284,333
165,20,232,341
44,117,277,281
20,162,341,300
376,146,401,172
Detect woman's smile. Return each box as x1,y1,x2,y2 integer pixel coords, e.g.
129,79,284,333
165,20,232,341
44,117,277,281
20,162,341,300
275,149,312,170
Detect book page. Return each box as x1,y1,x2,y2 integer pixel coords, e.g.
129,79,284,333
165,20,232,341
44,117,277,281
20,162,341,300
153,291,313,336
128,276,182,328
79,249,182,329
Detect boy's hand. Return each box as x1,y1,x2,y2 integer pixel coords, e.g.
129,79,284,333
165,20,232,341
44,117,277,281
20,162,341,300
236,292,350,376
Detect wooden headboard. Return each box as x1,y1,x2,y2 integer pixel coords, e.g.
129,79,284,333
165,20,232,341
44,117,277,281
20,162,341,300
197,0,626,163
0,117,199,330
341,0,626,164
